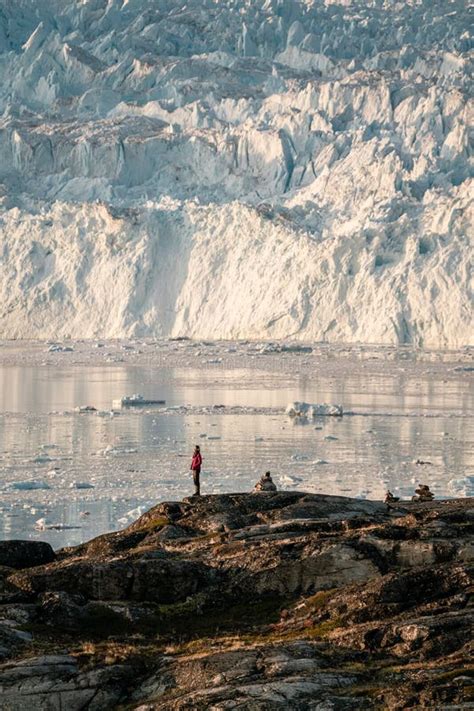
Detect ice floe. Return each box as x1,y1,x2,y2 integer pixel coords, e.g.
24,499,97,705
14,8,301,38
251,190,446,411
286,402,343,419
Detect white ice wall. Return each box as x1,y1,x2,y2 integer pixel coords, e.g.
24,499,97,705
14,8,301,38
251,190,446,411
0,0,472,346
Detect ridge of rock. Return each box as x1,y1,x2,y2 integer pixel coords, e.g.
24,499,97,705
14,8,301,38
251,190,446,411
0,492,472,709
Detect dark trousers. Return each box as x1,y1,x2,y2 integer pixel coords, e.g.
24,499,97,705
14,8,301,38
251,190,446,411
192,468,201,496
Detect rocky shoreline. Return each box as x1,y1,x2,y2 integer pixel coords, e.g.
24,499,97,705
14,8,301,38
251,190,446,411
0,492,472,709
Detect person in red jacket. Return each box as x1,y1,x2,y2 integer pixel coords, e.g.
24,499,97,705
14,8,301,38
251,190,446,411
190,445,202,496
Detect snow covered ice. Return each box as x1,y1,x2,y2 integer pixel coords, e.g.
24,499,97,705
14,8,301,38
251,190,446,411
0,0,472,346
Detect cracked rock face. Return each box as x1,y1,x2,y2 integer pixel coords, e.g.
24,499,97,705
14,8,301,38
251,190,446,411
0,492,472,709
0,1,471,345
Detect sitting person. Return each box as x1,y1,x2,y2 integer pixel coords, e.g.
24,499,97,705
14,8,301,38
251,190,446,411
412,484,434,502
384,490,400,504
254,471,277,492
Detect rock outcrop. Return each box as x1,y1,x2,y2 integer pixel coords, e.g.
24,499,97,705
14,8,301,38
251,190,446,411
0,493,472,709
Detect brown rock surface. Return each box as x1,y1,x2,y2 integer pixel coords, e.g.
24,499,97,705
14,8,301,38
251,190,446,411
0,493,472,710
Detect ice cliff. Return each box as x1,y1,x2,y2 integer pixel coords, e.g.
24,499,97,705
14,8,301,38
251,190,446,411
0,0,472,346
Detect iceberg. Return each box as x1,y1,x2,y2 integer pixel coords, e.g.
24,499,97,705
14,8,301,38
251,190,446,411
286,402,343,419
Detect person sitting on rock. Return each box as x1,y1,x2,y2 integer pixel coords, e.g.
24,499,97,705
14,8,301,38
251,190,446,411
384,490,400,505
254,471,277,492
412,484,434,502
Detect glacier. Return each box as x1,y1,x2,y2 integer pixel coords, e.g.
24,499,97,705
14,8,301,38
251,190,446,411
0,0,472,346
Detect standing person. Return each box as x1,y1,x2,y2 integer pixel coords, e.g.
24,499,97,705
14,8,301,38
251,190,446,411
190,445,202,496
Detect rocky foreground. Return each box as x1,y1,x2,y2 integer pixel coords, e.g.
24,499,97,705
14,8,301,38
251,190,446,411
0,492,472,710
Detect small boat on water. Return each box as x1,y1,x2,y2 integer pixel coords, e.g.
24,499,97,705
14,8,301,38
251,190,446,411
112,394,166,409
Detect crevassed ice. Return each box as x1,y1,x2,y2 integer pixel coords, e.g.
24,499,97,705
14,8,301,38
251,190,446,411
0,0,472,347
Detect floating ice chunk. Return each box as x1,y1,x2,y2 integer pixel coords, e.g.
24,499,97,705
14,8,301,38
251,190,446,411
286,402,343,419
280,344,313,354
104,444,137,455
47,344,74,352
448,477,473,495
280,475,303,485
33,455,54,464
40,522,81,531
117,505,147,526
12,480,51,490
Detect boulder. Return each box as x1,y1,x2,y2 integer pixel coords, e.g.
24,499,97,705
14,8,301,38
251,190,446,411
0,654,130,710
0,541,55,570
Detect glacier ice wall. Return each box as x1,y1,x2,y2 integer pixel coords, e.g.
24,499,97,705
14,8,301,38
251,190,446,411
0,0,472,346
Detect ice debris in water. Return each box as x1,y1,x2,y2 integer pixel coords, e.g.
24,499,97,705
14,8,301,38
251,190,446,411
448,477,473,496
280,475,303,485
35,518,80,531
104,445,138,455
12,480,51,491
291,453,311,461
0,0,471,347
47,345,74,353
117,506,147,526
286,402,343,419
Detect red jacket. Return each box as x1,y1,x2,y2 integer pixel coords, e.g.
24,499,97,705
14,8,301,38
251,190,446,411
191,453,202,470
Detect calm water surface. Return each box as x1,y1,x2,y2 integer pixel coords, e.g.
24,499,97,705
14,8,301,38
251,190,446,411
0,362,472,547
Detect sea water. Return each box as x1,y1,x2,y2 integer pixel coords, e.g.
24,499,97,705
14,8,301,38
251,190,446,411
0,354,472,547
